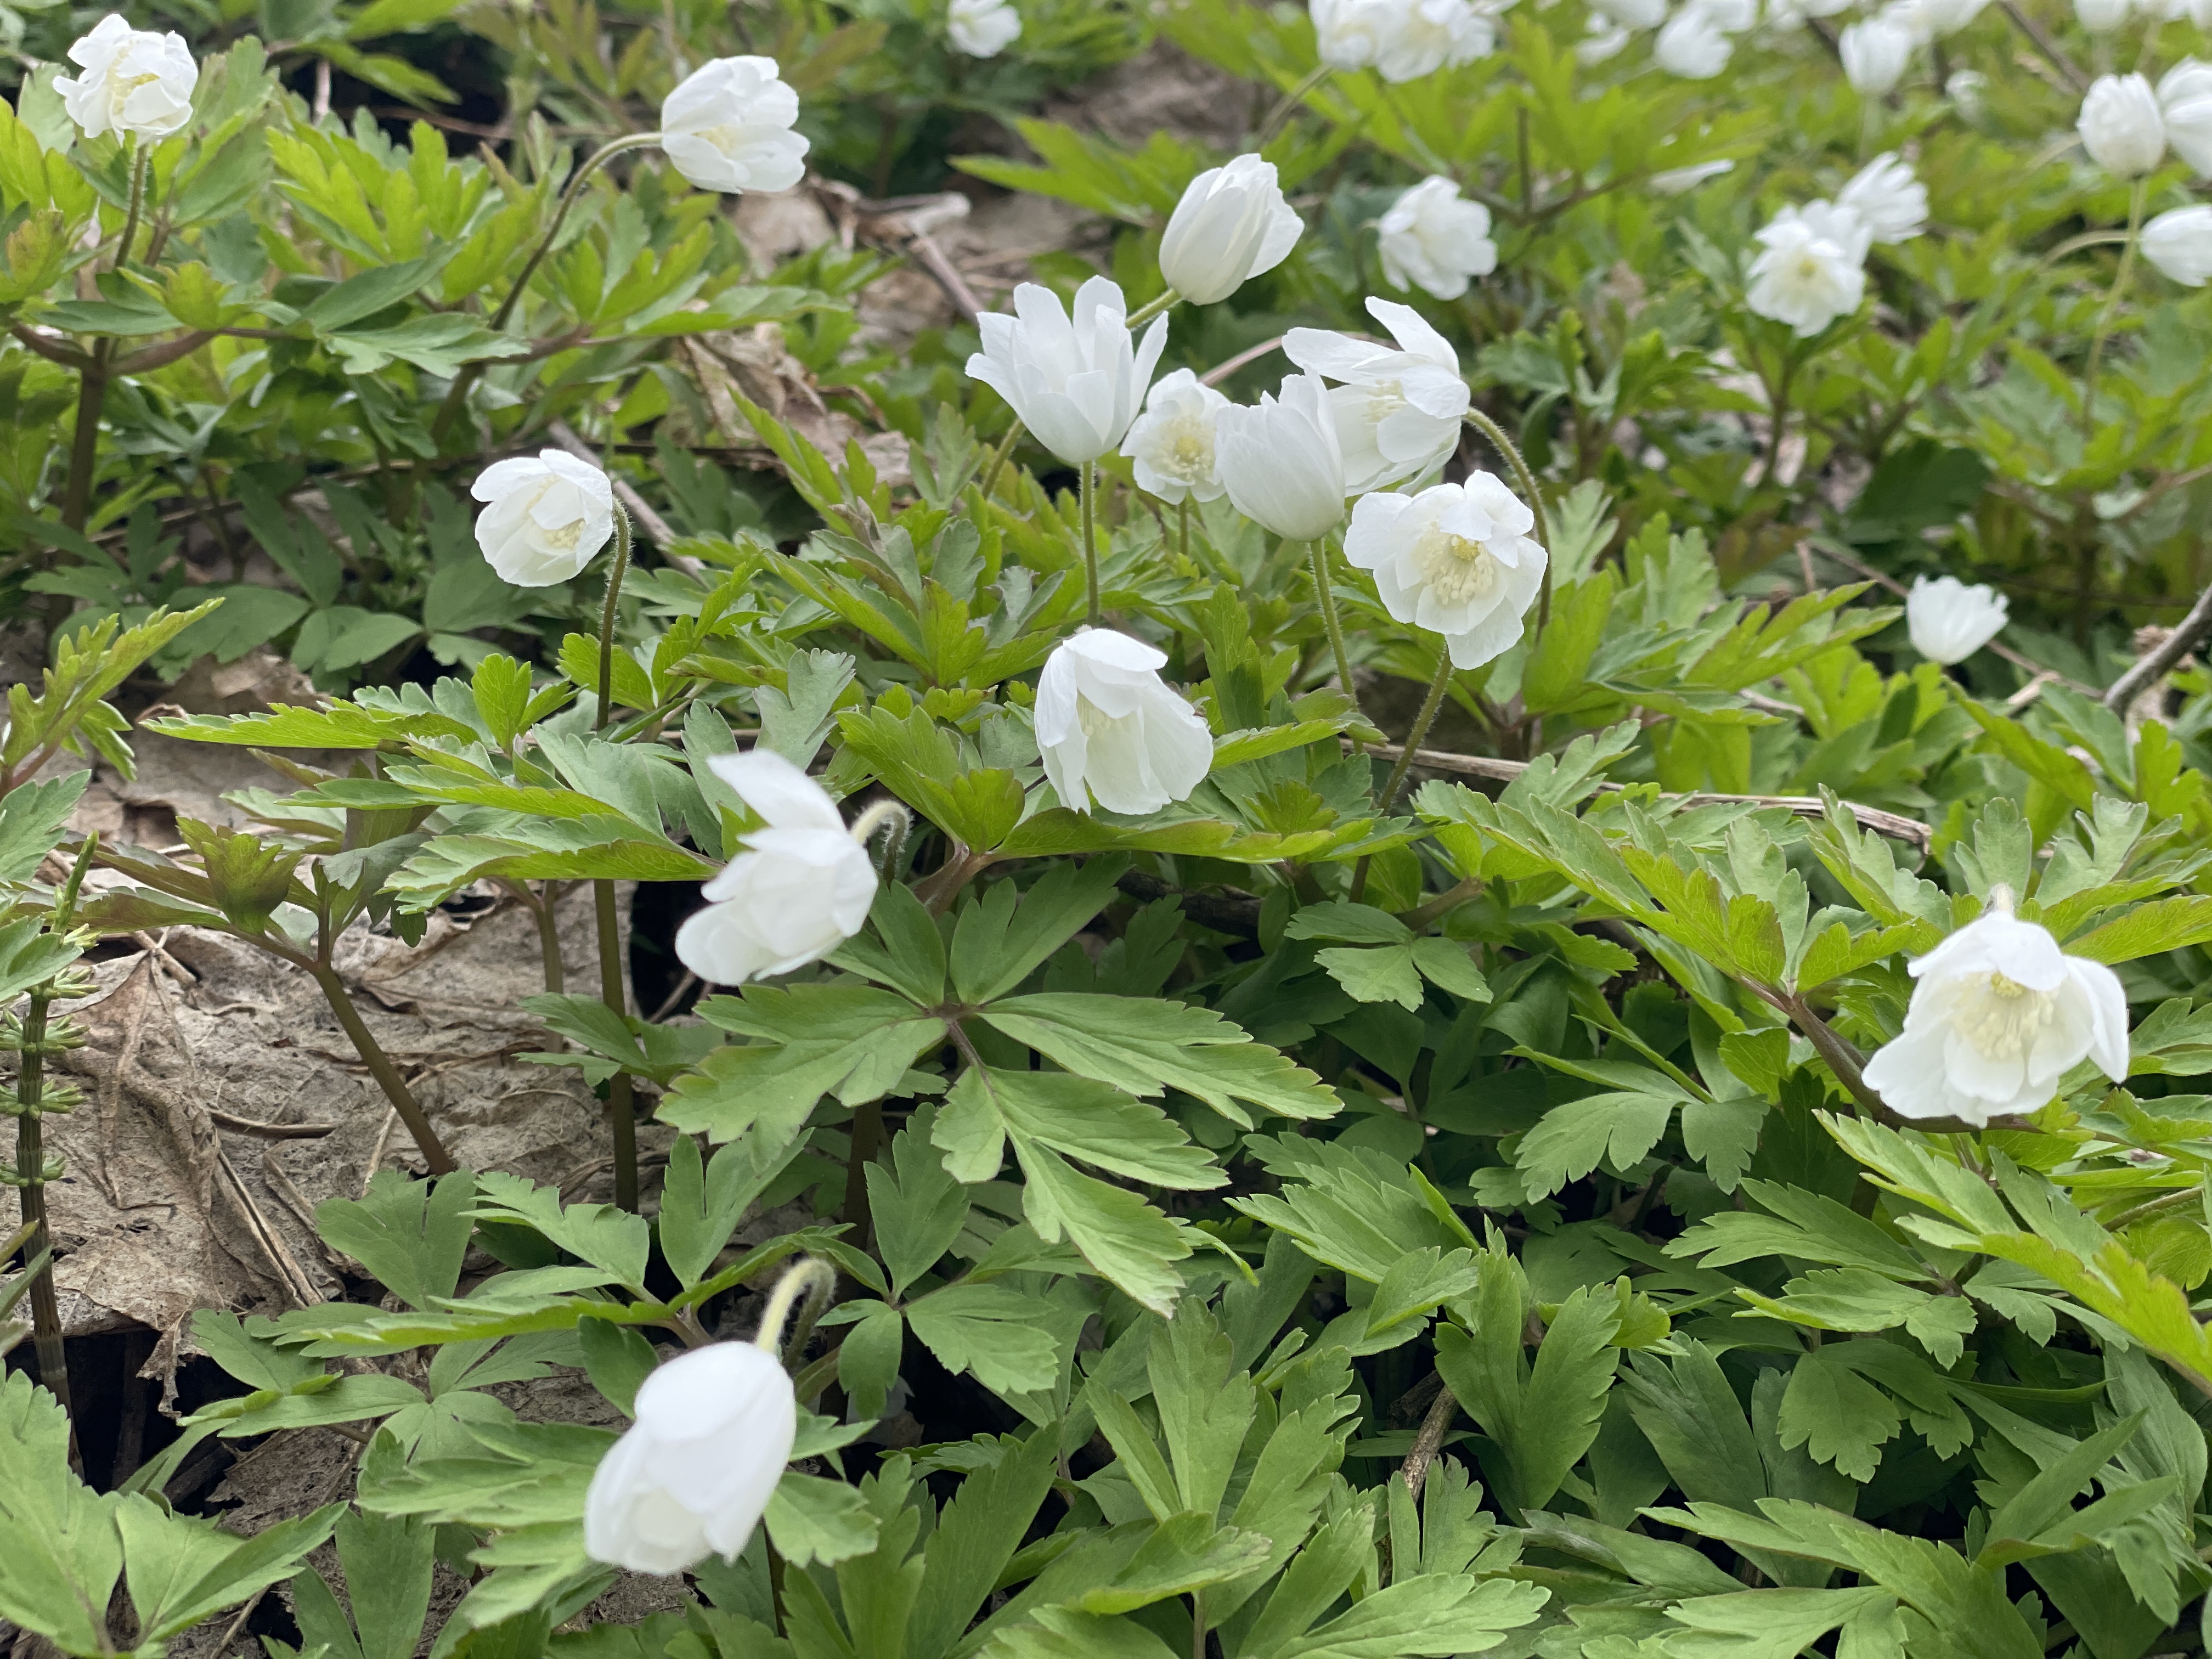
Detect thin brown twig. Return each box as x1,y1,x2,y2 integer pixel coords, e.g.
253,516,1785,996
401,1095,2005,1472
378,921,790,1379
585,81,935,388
2105,577,2212,712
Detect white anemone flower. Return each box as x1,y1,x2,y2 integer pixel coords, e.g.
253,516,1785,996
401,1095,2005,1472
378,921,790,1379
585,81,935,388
1905,575,2008,664
965,277,1168,465
1861,893,2129,1126
1745,206,1867,336
1377,176,1498,300
1120,369,1232,504
658,57,809,194
1282,297,1470,493
1342,473,1547,668
1036,630,1214,815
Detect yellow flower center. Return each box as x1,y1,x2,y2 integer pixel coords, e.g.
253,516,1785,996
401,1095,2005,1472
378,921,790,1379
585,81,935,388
1959,970,2059,1059
109,70,163,114
1417,527,1501,607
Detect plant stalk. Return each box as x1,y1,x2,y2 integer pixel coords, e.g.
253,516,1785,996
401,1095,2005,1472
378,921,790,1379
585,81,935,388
977,420,1025,501
753,1256,838,1369
60,343,112,532
305,961,456,1173
595,507,640,1211
115,143,150,274
1306,540,1362,731
1379,654,1458,814
1080,459,1102,626
1255,63,1330,145
431,132,662,443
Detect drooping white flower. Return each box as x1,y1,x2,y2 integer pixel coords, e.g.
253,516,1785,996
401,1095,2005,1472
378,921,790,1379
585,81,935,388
1282,297,1470,493
1160,155,1304,305
1654,7,1733,76
1036,630,1214,815
1837,153,1927,242
1746,207,1867,336
1373,0,1498,79
1861,895,2129,1127
470,450,616,587
2142,204,2212,284
2078,73,2168,178
948,0,1022,55
966,277,1168,465
1839,15,1914,94
659,58,808,195
1881,0,1985,39
54,14,198,141
674,752,877,986
2157,60,2212,175
1905,574,2008,664
1590,0,1669,30
1377,176,1498,300
1120,368,1231,504
1577,19,1636,61
583,1343,795,1574
1342,475,1547,669
1313,0,1408,69
1696,0,1760,31
2075,0,2131,31
1215,371,1351,541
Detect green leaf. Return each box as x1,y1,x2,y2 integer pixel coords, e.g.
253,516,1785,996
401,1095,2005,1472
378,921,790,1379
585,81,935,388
950,859,1126,1005
120,1497,342,1643
1272,1573,1551,1657
1075,1513,1273,1615
865,1107,970,1297
905,1283,1062,1397
0,1371,123,1656
659,1128,808,1290
1514,1092,1678,1199
1776,1348,1903,1481
763,1473,880,1568
1314,943,1425,1009
0,771,88,881
470,1173,651,1290
2063,895,2212,965
315,1171,478,1311
665,985,944,1143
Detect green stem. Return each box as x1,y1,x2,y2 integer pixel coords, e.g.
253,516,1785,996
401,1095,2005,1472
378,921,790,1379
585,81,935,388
1255,63,1330,145
1307,539,1362,730
977,419,1024,501
595,507,639,1211
431,131,662,443
1379,654,1457,814
1126,286,1180,327
2080,178,2146,436
753,1257,838,1368
1462,408,1550,628
1177,497,1190,566
1081,460,1101,625
60,345,111,532
1759,353,1797,490
114,143,149,274
306,959,455,1173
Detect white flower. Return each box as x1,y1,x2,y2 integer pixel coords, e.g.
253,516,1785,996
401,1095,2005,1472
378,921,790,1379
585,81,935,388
1578,19,1636,60
1837,153,1927,242
1839,16,1914,94
1374,0,1497,80
1746,207,1867,336
1947,69,1988,117
948,0,1022,55
2078,73,2167,178
1591,0,1669,30
54,14,197,142
966,277,1167,466
1378,176,1498,300
1283,297,1470,493
1313,0,1408,69
2142,204,2212,284
1216,371,1351,541
1696,0,1760,31
2158,60,2212,176
1905,574,2008,663
1342,474,1547,669
1880,0,1984,39
2075,0,2131,30
1654,8,1734,78
583,1343,795,1575
659,57,809,194
1861,897,2129,1127
674,751,877,985
1120,369,1231,504
1160,155,1303,305
1036,630,1214,816
470,450,616,586
1651,158,1736,194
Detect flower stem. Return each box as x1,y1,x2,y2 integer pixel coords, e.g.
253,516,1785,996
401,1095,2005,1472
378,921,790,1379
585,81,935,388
431,131,663,443
977,419,1024,501
1379,654,1457,814
60,346,111,532
1177,498,1190,566
114,143,149,274
306,958,456,1173
1462,408,1550,628
2080,178,2146,436
1255,64,1330,145
595,507,639,1212
1307,539,1362,731
1080,460,1102,625
1126,286,1181,327
753,1256,838,1368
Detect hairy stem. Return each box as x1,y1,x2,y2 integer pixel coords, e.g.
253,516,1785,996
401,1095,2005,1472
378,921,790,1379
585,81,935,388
594,507,640,1209
843,1098,883,1250
533,884,565,995
114,144,150,273
1306,540,1363,732
305,960,455,1173
1398,1376,1461,1503
431,132,662,443
60,345,112,532
1081,459,1102,626
977,419,1025,501
1379,655,1457,814
753,1256,838,1369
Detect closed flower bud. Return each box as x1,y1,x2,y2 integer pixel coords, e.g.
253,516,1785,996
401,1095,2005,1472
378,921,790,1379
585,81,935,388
2142,204,2212,284
1342,473,1547,669
1377,176,1498,300
1120,368,1231,504
1905,574,2007,663
1836,153,1927,242
1838,16,1913,94
1861,893,2129,1126
674,752,878,986
1160,155,1303,305
1036,630,1214,816
949,0,1022,55
2078,73,2167,178
2158,60,2212,175
1283,297,1470,493
470,450,616,587
1216,371,1352,541
1654,7,1733,78
659,57,809,194
966,277,1167,465
1746,207,1867,336
583,1343,795,1575
55,14,197,142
